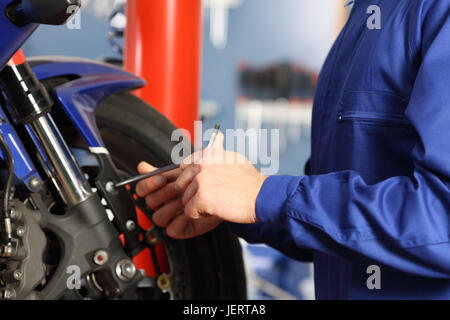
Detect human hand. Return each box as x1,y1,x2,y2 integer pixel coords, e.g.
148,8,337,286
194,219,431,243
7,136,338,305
175,132,268,224
136,162,222,239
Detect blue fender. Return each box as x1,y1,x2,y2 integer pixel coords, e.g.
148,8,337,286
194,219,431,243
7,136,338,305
0,57,143,190
30,57,146,148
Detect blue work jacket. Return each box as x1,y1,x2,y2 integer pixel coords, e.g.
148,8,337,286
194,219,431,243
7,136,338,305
231,0,450,299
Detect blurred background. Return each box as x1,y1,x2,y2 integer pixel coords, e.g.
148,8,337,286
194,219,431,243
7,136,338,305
22,0,349,300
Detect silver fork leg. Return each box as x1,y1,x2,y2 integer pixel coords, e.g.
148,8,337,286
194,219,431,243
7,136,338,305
30,114,91,206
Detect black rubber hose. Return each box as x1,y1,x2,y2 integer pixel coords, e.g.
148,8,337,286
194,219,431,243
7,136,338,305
0,133,14,219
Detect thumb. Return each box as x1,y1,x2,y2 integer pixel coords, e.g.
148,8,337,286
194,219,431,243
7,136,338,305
203,131,225,163
137,161,158,174
211,131,224,150
204,131,224,158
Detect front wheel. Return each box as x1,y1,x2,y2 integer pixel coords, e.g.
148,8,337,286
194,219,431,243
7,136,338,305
77,90,247,299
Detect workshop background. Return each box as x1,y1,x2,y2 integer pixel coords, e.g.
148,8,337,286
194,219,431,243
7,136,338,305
22,0,348,300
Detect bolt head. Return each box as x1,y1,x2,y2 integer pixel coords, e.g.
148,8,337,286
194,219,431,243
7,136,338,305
93,250,108,266
28,177,41,191
13,270,23,281
16,227,25,237
126,220,136,232
9,208,17,220
105,182,117,194
116,259,136,281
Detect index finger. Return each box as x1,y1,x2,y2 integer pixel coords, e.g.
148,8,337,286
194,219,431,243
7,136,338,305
137,161,181,181
135,162,181,197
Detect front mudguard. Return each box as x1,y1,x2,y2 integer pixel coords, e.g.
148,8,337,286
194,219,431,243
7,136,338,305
0,57,144,191
30,56,145,148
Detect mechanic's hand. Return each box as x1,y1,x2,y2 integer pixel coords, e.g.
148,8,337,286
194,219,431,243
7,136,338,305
136,162,222,239
176,132,268,224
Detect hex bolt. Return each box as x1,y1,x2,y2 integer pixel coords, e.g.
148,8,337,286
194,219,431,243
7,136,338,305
28,177,42,191
16,227,25,237
115,259,136,281
105,181,117,194
93,250,109,266
9,208,16,219
13,270,23,281
126,220,136,232
9,208,21,220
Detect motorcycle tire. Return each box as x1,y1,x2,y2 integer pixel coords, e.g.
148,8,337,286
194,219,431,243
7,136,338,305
44,77,247,300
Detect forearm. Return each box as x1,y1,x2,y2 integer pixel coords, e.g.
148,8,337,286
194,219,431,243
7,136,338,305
255,173,450,278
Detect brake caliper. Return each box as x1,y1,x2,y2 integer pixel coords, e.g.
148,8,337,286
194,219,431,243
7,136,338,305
0,200,47,300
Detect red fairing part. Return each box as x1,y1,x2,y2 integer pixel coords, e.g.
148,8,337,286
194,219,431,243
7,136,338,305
7,50,26,66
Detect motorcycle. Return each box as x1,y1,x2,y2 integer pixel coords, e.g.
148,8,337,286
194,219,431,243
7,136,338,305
0,0,246,300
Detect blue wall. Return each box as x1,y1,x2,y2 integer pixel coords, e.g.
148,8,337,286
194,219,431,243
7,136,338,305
201,0,335,176
23,9,115,60
202,0,333,128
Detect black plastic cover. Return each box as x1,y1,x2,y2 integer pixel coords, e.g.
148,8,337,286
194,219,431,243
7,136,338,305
6,0,81,26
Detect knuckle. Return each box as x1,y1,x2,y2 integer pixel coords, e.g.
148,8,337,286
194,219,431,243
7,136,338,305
181,194,189,206
185,208,197,220
145,195,159,210
152,211,164,227
198,161,208,169
190,176,199,189
192,163,203,173
196,189,205,203
193,174,202,185
184,199,195,213
168,183,180,196
183,207,192,219
135,183,145,197
145,179,156,192
190,194,201,208
174,181,183,192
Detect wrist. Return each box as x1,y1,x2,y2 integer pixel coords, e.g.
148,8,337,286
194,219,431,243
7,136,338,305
254,175,302,225
251,175,269,223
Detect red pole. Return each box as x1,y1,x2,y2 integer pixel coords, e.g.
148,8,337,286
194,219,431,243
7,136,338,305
124,0,203,139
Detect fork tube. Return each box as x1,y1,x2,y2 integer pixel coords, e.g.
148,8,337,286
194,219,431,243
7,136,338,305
29,115,91,206
1,50,91,206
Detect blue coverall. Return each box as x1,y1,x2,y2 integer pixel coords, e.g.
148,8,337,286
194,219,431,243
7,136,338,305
231,0,450,299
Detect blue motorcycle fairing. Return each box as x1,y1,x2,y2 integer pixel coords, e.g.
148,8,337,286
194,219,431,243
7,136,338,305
0,57,144,191
29,57,146,148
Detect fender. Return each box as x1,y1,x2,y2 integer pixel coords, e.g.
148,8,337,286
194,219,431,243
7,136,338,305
30,56,146,148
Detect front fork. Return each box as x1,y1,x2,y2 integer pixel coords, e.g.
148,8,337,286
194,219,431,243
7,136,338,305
0,50,91,206
0,50,143,298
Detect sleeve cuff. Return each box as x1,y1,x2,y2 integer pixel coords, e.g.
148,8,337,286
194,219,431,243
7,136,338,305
255,175,302,225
